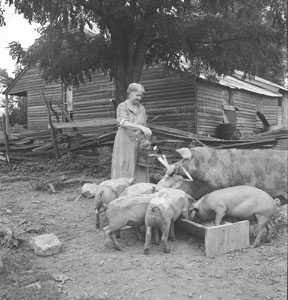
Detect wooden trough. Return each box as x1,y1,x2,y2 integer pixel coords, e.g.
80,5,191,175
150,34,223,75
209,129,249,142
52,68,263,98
176,219,250,257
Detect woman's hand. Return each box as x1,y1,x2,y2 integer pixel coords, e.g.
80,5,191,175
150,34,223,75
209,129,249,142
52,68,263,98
140,125,152,137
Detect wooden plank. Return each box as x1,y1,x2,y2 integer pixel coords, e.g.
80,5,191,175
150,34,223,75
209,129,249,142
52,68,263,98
205,220,250,257
53,118,116,129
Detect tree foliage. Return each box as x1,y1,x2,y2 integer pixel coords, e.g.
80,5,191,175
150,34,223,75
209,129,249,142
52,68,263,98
1,0,287,106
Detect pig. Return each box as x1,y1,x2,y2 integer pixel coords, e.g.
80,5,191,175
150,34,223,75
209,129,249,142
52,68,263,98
144,188,194,254
168,147,288,202
73,183,99,201
100,177,135,195
94,177,134,228
103,193,158,250
157,174,212,200
189,185,279,247
119,182,159,197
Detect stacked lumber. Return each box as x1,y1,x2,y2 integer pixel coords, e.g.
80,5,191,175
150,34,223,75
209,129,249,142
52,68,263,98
0,124,287,165
0,129,116,163
149,124,285,149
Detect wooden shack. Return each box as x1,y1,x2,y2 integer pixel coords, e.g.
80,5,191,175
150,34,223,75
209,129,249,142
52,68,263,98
2,65,286,138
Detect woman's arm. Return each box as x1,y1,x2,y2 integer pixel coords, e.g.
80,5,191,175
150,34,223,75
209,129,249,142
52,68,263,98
116,102,152,137
120,120,152,137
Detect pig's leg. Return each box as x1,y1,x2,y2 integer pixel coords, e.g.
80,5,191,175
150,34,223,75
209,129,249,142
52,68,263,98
265,221,273,243
154,227,160,245
251,216,267,247
161,225,170,253
95,209,100,228
214,209,226,226
181,208,188,220
144,226,153,254
169,222,175,241
103,226,122,250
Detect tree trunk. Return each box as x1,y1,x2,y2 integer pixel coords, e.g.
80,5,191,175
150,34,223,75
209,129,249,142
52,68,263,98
108,5,153,109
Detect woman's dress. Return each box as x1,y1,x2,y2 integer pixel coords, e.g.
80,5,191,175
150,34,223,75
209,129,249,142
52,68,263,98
111,100,149,183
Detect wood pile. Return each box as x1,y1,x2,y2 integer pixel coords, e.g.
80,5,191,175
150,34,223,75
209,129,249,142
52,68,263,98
0,129,116,163
149,124,287,150
0,123,287,165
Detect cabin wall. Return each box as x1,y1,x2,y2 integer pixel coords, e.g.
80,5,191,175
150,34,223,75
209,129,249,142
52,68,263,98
195,81,223,137
196,82,279,138
262,96,279,126
232,90,257,137
70,72,115,136
280,93,288,128
6,65,284,138
140,65,196,133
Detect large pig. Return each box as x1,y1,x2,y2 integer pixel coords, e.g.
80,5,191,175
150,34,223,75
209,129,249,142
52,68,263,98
144,188,194,254
103,193,159,250
167,147,287,202
94,177,134,228
189,185,279,247
157,174,212,200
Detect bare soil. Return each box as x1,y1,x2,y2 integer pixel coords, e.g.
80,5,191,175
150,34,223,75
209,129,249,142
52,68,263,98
0,164,287,300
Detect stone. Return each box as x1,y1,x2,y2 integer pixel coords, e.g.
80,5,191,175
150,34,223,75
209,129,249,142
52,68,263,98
30,233,62,256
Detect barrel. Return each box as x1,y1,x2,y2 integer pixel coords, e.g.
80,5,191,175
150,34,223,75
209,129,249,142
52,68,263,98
216,123,240,140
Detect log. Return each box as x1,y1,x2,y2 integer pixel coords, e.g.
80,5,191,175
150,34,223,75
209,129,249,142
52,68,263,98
42,93,60,159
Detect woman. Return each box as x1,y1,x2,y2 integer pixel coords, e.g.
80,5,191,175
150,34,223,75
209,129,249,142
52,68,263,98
111,83,152,183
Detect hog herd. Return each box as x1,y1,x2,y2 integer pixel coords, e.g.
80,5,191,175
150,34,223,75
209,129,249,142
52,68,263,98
85,147,287,254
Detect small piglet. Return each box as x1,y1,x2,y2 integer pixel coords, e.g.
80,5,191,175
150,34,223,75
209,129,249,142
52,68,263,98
103,193,158,251
94,177,134,228
189,185,279,247
144,188,194,254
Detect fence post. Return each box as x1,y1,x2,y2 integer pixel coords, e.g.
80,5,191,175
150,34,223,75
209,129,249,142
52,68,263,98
42,92,60,159
2,114,11,170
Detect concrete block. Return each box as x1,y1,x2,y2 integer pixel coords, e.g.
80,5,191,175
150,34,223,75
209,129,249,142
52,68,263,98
30,233,62,256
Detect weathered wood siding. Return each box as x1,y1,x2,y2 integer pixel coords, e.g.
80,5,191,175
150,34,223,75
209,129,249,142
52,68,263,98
140,65,196,133
281,93,288,128
195,81,223,136
6,67,45,95
5,64,284,139
232,90,257,137
70,72,115,135
262,96,278,125
6,67,64,130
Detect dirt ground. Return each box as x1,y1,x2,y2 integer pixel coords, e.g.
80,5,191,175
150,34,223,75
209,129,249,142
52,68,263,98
0,164,287,300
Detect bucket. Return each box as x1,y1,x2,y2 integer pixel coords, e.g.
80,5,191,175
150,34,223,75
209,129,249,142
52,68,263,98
137,146,157,167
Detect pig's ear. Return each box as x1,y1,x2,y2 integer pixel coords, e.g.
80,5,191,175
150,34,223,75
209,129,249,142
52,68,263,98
187,195,196,202
129,177,136,185
176,148,192,160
